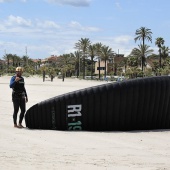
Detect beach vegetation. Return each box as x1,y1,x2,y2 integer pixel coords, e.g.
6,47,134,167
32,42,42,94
0,26,170,79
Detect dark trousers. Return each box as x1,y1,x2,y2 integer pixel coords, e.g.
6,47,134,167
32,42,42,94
12,97,26,125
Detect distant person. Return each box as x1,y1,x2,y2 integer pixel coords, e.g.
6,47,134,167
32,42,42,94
51,74,54,82
9,67,28,128
62,73,65,82
43,70,45,82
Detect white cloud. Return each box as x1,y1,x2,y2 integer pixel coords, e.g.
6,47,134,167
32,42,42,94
114,35,133,44
0,41,24,55
0,24,6,31
0,0,27,2
5,15,32,27
69,21,100,32
1,16,61,34
69,21,82,28
45,0,91,7
1,16,100,41
36,20,61,29
0,17,133,58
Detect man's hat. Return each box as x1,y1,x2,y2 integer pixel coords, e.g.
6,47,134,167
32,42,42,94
16,67,23,72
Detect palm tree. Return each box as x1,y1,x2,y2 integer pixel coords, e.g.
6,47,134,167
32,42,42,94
120,57,128,74
127,56,138,67
15,55,21,66
130,44,154,70
161,45,169,60
58,54,75,77
22,55,29,66
163,57,170,68
134,27,152,71
155,37,165,68
75,38,91,79
11,54,16,66
100,45,114,79
70,51,81,77
88,44,96,79
94,42,102,79
3,54,13,73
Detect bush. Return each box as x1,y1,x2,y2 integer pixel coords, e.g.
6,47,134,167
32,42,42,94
22,72,31,77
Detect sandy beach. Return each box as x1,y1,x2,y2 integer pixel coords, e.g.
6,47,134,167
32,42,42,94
0,75,170,170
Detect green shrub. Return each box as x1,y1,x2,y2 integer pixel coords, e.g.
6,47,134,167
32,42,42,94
22,72,30,77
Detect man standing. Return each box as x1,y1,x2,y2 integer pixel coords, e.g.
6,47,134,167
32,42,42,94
43,70,45,82
9,67,28,128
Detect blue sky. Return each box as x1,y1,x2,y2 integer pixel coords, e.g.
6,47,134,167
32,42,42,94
0,0,170,59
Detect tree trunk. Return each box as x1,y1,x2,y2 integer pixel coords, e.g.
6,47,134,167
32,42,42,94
83,57,85,79
98,59,101,80
91,60,93,80
141,56,144,71
142,38,145,73
104,59,107,79
159,48,162,68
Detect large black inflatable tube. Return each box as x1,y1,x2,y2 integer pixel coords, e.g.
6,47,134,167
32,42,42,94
25,76,170,131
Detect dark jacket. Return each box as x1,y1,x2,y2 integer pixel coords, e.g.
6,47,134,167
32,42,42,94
10,76,27,98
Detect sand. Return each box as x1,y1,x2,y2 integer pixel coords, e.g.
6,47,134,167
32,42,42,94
0,75,170,170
